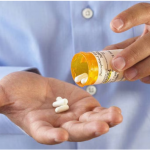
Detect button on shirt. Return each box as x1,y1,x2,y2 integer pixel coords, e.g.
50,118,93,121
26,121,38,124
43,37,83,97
82,8,93,19
0,1,150,149
86,85,97,95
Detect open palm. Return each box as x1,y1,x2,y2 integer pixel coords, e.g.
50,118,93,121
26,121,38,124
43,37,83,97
0,72,122,145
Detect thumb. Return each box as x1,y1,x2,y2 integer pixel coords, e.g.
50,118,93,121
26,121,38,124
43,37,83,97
29,121,69,145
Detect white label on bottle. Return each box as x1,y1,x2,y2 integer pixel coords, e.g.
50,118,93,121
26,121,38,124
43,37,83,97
91,49,125,84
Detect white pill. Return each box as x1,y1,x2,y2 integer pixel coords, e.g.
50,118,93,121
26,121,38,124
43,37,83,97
81,77,88,84
63,98,68,104
55,105,69,113
75,73,88,83
56,97,62,101
52,99,68,107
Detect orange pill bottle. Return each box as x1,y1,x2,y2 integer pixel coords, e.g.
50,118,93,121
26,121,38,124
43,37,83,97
71,49,125,87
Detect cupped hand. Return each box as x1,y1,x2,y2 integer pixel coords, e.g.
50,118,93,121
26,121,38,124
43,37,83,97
105,3,150,84
0,72,122,144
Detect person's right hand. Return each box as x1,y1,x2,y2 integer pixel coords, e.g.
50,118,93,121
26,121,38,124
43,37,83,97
104,3,150,84
0,72,123,145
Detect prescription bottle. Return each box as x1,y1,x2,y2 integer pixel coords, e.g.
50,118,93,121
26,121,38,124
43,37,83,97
71,49,125,87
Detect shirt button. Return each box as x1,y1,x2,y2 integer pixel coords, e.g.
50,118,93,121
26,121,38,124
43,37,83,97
82,8,93,19
86,85,97,95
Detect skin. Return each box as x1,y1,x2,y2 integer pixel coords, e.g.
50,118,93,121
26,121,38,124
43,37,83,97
104,3,150,84
0,72,123,145
1,2,148,145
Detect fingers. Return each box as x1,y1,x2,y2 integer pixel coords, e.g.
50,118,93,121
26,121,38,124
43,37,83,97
30,121,69,145
103,36,139,50
124,56,150,81
111,32,150,72
141,76,150,84
110,3,150,33
109,2,150,84
79,106,123,127
93,106,121,114
62,120,109,142
141,25,148,37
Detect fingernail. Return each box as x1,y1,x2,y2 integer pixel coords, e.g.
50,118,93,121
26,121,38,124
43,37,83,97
112,57,125,71
55,139,65,143
111,19,124,30
141,76,150,82
109,123,115,127
125,68,137,80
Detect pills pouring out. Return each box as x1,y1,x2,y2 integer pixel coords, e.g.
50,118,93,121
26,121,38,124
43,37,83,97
53,97,69,113
81,77,88,84
75,73,88,85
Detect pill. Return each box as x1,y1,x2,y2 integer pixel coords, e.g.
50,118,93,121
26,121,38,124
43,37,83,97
63,98,68,104
55,105,69,113
52,99,68,107
75,73,88,83
81,77,88,84
56,97,62,101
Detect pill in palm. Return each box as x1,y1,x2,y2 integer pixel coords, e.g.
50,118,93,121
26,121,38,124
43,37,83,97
75,73,88,83
52,99,68,107
55,105,69,113
63,98,68,104
56,97,62,101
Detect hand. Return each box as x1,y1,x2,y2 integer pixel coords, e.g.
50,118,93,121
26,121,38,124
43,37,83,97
0,72,122,145
105,3,150,84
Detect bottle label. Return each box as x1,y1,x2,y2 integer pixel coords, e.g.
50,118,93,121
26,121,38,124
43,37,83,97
91,49,125,84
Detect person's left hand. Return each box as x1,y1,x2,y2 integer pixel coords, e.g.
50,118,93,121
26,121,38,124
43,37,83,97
104,3,150,84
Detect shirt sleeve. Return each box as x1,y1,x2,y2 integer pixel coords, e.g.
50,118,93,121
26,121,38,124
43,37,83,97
0,67,41,80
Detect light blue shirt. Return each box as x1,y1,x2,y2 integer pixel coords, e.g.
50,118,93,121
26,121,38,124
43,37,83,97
0,1,150,149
